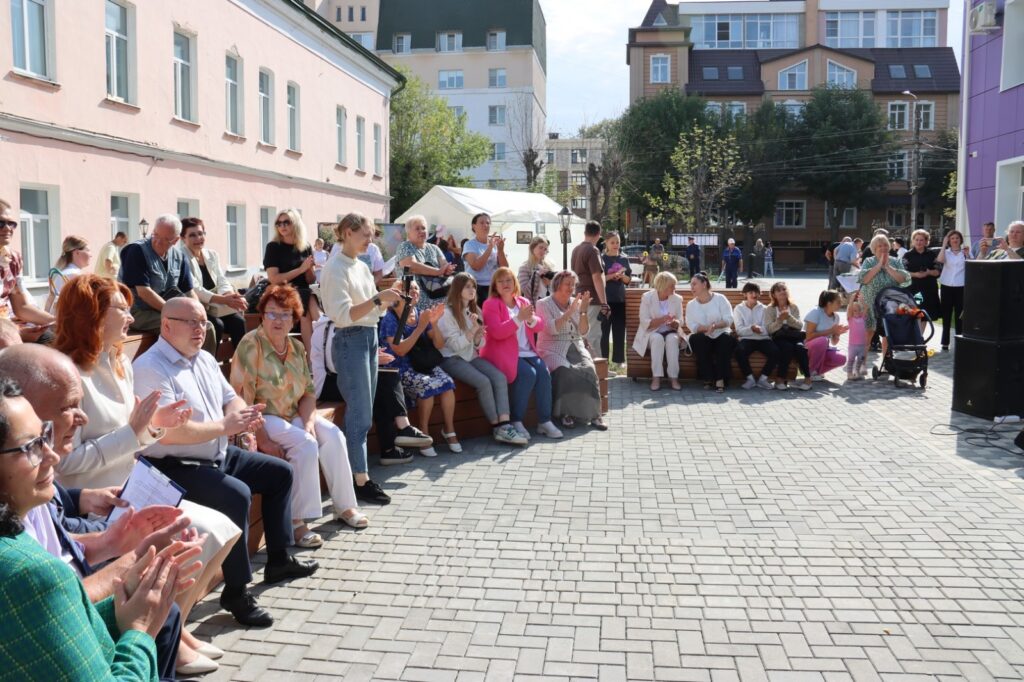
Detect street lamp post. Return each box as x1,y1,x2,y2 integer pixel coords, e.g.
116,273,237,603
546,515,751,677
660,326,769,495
903,89,922,234
139,218,149,239
558,205,572,270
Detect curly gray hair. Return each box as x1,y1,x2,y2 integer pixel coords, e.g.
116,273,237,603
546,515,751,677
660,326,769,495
549,270,578,293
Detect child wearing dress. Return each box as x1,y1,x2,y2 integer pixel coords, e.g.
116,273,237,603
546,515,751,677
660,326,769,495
845,294,868,380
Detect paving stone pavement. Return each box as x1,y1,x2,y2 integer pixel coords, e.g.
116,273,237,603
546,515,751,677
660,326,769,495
191,275,1024,681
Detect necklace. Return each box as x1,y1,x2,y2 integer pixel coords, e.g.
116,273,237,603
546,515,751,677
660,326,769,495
269,337,288,359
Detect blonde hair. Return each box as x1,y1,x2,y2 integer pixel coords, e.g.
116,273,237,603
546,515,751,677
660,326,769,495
404,214,427,233
526,235,553,269
489,267,521,299
273,208,309,253
869,234,890,254
334,212,371,243
652,271,677,293
55,235,88,269
911,229,930,244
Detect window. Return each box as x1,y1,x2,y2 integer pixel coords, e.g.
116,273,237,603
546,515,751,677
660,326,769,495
437,31,462,52
727,102,746,117
10,0,50,78
824,11,875,48
258,69,274,144
653,13,667,27
650,55,670,84
826,204,857,228
572,171,587,187
176,200,190,219
286,82,300,151
888,102,908,130
335,7,340,21
360,6,365,21
778,61,807,90
915,102,934,131
347,6,353,21
226,204,243,267
18,187,55,279
488,68,507,88
356,116,365,170
571,148,587,164
888,64,907,79
727,66,743,80
691,13,799,49
572,196,588,210
490,142,506,162
225,55,242,135
774,200,805,228
110,195,130,238
886,11,937,48
827,61,856,88
393,33,411,53
702,67,719,80
545,149,555,164
705,101,724,118
260,207,274,248
438,70,463,89
488,105,506,126
105,1,131,101
487,30,506,51
336,106,347,165
1003,0,1024,90
373,123,381,175
449,105,464,118
887,209,905,228
173,31,195,121
914,64,932,79
782,100,804,118
889,151,909,180
348,32,374,49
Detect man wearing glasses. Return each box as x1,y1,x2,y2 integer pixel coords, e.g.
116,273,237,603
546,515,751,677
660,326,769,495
0,199,56,343
119,213,216,354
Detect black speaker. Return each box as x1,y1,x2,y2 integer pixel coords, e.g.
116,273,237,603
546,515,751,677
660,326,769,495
961,260,1024,341
952,336,1024,420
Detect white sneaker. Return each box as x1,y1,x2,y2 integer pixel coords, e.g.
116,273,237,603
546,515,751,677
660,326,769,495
741,376,756,390
537,421,564,439
810,373,826,382
494,424,528,446
756,376,774,390
795,381,813,391
775,381,789,391
419,446,438,457
511,421,531,440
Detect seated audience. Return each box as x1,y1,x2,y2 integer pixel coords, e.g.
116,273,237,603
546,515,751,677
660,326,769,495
181,217,248,349
518,235,555,304
986,220,1024,260
133,297,318,627
764,282,813,391
804,290,848,380
44,235,91,313
379,280,459,456
230,285,366,549
438,273,526,445
973,221,999,259
95,231,128,280
536,271,607,431
480,267,562,440
462,213,507,305
685,272,737,393
633,272,684,391
733,282,779,390
396,215,455,311
0,198,56,343
263,208,319,355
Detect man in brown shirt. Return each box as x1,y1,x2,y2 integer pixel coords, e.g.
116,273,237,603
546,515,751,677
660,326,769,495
570,220,609,355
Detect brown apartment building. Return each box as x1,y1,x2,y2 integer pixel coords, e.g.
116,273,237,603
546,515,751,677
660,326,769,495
627,0,960,266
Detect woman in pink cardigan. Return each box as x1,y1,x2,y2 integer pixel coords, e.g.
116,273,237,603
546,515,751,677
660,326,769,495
480,267,562,440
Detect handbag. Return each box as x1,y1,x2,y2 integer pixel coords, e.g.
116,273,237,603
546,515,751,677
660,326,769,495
243,278,270,313
771,325,806,343
417,274,451,299
408,332,443,374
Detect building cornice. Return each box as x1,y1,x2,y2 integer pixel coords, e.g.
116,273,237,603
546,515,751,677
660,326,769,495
0,113,391,204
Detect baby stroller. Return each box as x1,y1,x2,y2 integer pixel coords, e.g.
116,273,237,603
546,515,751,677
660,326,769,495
871,287,934,388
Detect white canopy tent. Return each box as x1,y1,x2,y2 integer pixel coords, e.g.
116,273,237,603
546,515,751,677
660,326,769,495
394,186,589,270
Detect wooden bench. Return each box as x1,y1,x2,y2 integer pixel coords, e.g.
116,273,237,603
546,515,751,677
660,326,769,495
624,284,798,381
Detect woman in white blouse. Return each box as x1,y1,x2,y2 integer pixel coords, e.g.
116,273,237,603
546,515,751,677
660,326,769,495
181,217,248,349
632,271,685,391
44,235,91,313
685,272,737,393
935,229,971,351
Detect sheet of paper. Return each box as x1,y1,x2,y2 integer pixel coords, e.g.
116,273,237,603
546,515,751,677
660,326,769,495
836,273,861,293
107,457,186,523
382,255,398,276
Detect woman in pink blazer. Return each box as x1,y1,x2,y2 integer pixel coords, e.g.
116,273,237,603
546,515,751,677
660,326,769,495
481,267,562,440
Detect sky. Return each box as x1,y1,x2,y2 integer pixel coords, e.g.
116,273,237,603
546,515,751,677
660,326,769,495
542,0,965,137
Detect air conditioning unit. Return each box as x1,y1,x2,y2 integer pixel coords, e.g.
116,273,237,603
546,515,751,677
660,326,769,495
969,1,998,33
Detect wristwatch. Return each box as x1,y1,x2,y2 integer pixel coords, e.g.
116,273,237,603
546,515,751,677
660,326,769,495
372,295,382,308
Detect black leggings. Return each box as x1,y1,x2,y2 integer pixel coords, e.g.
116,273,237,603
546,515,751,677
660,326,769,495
600,301,627,363
211,312,247,349
774,339,810,380
940,285,964,346
689,333,737,382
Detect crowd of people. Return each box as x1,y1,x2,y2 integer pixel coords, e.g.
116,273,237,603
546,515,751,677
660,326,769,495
2,191,1023,679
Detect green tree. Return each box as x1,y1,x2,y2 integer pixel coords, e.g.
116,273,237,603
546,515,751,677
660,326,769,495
918,127,958,219
646,124,750,232
723,100,799,224
792,86,896,242
389,68,490,217
579,118,625,226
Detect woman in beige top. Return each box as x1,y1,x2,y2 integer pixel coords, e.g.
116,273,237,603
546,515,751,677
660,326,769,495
763,281,812,391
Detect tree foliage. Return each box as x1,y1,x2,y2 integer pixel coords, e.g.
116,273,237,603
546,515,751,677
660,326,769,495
579,118,625,225
724,101,798,224
918,127,958,218
389,67,490,217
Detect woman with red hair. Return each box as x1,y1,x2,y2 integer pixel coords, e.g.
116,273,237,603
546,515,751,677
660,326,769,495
230,284,365,550
53,273,241,675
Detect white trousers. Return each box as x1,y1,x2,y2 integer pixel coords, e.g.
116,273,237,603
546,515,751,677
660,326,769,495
263,414,357,520
649,332,680,378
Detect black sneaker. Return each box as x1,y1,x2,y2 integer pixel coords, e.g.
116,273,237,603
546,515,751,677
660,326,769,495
220,590,274,627
1015,429,1024,453
354,478,391,505
263,555,319,584
380,448,413,466
394,425,433,448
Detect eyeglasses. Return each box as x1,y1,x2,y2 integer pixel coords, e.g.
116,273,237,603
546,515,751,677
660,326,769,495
264,311,292,322
0,220,17,230
0,421,54,468
275,219,292,227
167,316,207,329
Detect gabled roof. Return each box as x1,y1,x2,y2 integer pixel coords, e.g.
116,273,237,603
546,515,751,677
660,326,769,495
867,48,960,93
640,0,672,28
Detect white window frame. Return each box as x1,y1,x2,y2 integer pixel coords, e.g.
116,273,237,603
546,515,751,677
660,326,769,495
886,209,906,229
449,105,464,119
572,196,588,210
286,81,300,151
225,53,244,136
914,101,934,131
886,10,937,48
572,171,587,187
889,151,909,180
226,204,245,268
692,13,799,49
650,54,670,84
173,29,197,122
10,0,55,80
825,203,857,229
487,30,506,51
18,185,59,280
258,68,275,145
824,11,875,48
778,60,807,91
1002,0,1024,91
782,99,804,119
438,70,464,90
705,101,724,118
488,105,506,126
176,199,198,224
110,194,130,239
774,200,806,229
348,32,374,50
488,68,507,88
727,102,746,117
545,149,555,164
993,155,1024,229
373,122,382,176
259,206,274,249
336,106,347,166
356,116,366,171
490,142,506,162
436,31,462,53
888,102,908,130
105,0,135,102
826,60,857,88
393,33,411,54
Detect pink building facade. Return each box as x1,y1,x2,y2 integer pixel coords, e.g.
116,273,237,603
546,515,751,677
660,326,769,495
2,0,402,292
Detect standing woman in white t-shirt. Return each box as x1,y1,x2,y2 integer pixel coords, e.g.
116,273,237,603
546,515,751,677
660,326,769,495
44,235,91,313
935,229,971,351
685,272,738,393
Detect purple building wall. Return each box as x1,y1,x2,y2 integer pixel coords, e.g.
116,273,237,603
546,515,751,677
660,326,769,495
963,0,1024,244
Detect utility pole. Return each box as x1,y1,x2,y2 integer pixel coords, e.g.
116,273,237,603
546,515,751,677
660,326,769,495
904,90,922,233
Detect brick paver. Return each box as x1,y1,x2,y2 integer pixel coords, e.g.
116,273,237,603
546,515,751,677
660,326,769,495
193,275,1024,681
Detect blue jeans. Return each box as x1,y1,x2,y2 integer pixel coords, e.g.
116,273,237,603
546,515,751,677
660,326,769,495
509,355,552,423
333,326,378,474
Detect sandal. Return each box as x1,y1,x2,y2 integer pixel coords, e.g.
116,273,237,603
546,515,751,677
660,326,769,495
442,431,462,453
295,530,323,548
561,415,576,428
336,510,369,529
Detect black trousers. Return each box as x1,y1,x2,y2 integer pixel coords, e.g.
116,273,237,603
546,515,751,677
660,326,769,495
154,603,182,682
150,446,293,589
689,333,737,382
735,338,779,378
476,285,490,308
600,301,627,363
774,339,810,379
725,267,739,289
688,260,699,278
212,312,247,349
940,285,964,346
374,369,408,453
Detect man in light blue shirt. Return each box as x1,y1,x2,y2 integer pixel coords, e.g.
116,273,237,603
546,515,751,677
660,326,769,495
462,213,508,306
834,237,859,275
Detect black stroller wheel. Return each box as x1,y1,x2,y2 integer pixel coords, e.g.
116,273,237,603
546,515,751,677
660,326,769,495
919,373,927,388
893,378,903,388
872,366,880,380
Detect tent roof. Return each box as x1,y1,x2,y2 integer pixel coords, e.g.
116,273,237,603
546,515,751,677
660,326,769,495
395,186,587,227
